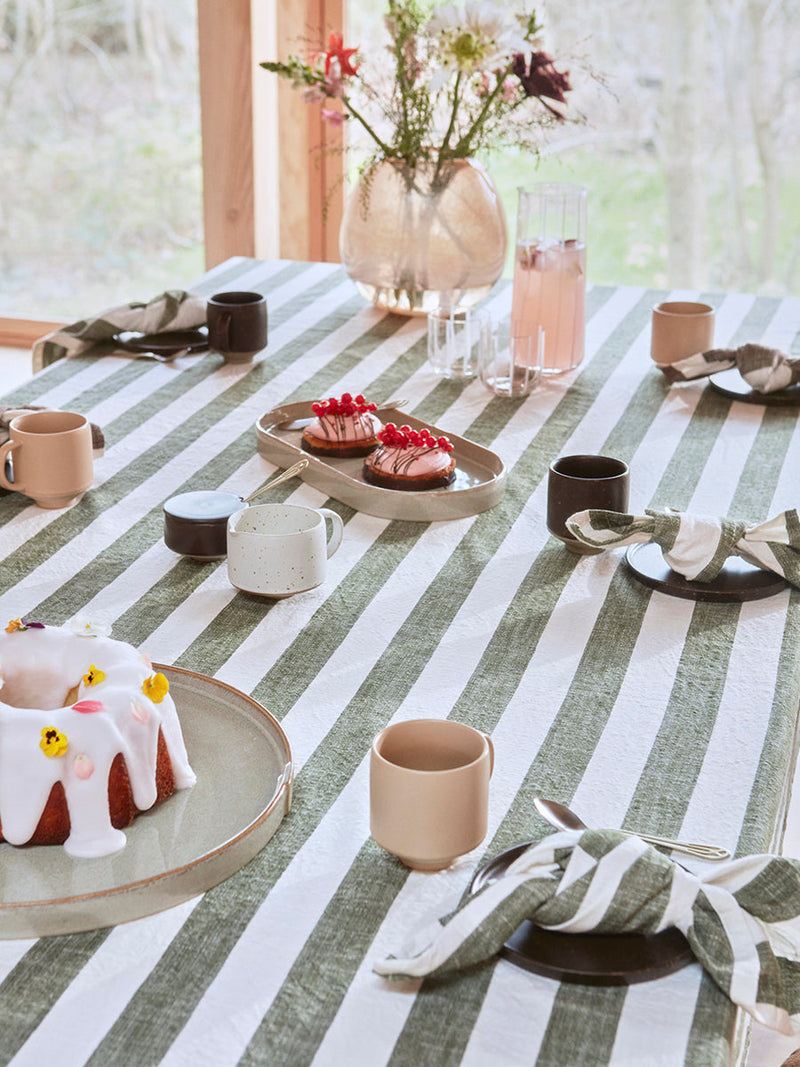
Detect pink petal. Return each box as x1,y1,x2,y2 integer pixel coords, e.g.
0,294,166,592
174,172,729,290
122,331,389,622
73,700,105,714
130,700,150,723
74,753,94,780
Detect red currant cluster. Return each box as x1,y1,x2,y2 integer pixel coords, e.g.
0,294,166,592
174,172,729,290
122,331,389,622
311,393,377,418
378,423,453,452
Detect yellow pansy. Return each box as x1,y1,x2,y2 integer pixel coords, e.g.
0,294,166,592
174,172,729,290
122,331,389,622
5,619,23,633
40,727,68,758
142,672,169,704
83,665,105,687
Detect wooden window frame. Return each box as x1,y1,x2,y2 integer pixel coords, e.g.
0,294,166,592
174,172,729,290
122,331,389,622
0,0,343,349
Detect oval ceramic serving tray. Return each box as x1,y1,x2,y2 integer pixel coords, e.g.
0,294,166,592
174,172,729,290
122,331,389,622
0,665,292,939
255,402,506,521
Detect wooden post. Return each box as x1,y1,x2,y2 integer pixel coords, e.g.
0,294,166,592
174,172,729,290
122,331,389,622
275,0,344,262
197,0,256,267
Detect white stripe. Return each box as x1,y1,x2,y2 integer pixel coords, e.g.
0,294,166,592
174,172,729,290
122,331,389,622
8,898,199,1067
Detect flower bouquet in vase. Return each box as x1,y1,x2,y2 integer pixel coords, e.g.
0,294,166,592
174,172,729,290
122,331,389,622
262,1,575,315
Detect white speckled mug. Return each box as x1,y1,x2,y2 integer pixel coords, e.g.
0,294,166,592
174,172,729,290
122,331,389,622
227,503,343,598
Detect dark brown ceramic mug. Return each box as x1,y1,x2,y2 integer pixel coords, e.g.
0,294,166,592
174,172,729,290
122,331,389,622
207,291,268,363
547,455,630,554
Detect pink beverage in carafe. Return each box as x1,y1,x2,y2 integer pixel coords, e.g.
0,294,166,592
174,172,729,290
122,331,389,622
511,240,586,372
511,184,587,374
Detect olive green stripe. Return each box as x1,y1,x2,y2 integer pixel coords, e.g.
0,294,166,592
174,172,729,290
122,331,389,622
388,297,788,1066
0,290,386,591
82,292,662,1067
536,985,629,1066
16,303,415,635
239,840,407,1067
0,929,111,1064
241,294,676,1065
189,257,315,298
181,288,636,697
632,313,798,845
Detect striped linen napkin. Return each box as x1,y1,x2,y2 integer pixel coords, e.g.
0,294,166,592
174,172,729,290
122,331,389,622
374,829,800,1034
565,508,800,587
32,290,206,372
658,342,800,393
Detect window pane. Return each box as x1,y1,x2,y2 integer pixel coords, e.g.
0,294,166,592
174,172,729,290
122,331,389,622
0,0,204,319
344,0,800,296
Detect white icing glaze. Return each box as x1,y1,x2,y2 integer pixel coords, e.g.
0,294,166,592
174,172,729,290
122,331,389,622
304,411,382,443
0,625,195,858
369,444,453,477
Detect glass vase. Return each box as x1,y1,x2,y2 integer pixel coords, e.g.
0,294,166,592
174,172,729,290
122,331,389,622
340,158,507,316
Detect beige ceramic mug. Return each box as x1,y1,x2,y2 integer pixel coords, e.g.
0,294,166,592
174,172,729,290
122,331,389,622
0,410,94,508
651,301,715,365
370,718,494,871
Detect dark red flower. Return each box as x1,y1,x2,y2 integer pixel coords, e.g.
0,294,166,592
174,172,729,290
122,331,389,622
324,32,359,79
512,52,571,118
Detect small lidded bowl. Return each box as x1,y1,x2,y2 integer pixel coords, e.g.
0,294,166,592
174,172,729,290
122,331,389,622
164,490,245,561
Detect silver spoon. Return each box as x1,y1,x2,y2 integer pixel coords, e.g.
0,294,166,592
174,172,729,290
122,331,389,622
136,346,199,363
241,458,309,503
272,398,408,432
533,797,731,861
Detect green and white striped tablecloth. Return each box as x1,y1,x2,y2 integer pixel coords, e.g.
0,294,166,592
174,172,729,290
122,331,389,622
1,257,799,1067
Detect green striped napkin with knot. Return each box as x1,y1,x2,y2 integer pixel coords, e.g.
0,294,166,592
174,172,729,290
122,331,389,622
565,508,800,587
32,289,206,372
374,829,800,1034
658,342,800,393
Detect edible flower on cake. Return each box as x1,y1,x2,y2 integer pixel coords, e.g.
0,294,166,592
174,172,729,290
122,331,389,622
301,392,382,457
363,423,456,491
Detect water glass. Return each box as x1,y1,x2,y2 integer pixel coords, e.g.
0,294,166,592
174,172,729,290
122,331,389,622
479,324,544,398
427,306,492,380
512,184,587,375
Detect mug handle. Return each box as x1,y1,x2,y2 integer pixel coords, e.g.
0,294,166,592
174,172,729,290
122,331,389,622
483,732,494,776
319,508,344,558
0,440,20,492
218,309,232,350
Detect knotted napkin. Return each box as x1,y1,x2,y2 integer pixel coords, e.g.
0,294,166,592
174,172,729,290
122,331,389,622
565,507,800,588
374,829,800,1034
32,289,206,372
658,342,800,394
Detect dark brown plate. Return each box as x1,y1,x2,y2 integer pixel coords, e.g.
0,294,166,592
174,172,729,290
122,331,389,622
113,328,209,355
470,842,694,985
708,367,800,405
625,542,788,602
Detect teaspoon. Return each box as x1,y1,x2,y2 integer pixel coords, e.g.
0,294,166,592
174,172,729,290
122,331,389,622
533,797,731,861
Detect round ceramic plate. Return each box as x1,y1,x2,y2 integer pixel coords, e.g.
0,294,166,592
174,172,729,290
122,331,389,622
470,842,694,985
113,328,209,355
0,665,292,939
708,368,800,406
625,542,788,603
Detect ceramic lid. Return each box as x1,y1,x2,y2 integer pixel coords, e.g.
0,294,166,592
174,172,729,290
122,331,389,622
164,490,243,522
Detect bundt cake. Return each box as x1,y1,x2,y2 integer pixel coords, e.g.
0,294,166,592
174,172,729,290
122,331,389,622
0,617,195,858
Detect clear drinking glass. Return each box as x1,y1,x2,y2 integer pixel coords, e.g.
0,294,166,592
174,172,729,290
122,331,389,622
427,305,492,380
511,184,587,374
479,325,544,398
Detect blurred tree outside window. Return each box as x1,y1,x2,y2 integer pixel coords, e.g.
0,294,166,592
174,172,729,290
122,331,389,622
346,0,800,297
0,0,204,320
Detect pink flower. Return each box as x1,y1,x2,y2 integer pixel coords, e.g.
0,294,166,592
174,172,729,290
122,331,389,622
321,108,346,127
302,84,327,104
